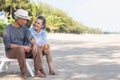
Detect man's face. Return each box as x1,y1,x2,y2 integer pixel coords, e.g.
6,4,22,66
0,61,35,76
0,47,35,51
17,17,27,27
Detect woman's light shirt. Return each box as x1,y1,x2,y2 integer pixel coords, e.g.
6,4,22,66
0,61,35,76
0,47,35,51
29,26,47,46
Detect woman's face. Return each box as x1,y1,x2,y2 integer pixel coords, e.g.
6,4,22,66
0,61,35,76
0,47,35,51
33,19,43,30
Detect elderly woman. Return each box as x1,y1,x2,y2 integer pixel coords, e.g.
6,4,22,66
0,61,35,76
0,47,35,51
29,15,58,76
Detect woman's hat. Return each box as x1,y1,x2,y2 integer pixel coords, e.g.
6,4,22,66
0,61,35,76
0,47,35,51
14,9,30,20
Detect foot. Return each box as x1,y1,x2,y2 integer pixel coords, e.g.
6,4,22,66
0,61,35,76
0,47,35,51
35,71,45,78
21,73,27,79
49,71,58,75
40,69,46,77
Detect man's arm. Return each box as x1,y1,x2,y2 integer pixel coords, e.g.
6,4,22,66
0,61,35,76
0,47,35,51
3,27,12,49
26,28,38,54
30,38,38,55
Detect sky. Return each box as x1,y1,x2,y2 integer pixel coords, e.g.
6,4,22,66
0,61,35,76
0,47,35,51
37,0,120,32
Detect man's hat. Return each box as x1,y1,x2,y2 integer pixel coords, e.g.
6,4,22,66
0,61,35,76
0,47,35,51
14,9,30,20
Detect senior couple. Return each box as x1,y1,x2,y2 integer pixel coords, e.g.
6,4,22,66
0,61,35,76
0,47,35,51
3,9,58,79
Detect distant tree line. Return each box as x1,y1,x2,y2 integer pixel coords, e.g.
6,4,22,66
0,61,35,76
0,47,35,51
0,0,103,36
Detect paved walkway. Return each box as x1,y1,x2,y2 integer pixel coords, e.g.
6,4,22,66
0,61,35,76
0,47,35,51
0,33,120,80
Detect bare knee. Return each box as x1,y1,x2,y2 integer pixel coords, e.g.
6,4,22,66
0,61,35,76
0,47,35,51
32,47,41,56
16,47,25,56
16,47,24,52
44,50,51,56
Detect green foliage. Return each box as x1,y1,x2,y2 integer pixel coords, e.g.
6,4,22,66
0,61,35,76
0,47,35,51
0,1,103,34
8,18,14,23
36,3,103,34
0,20,5,37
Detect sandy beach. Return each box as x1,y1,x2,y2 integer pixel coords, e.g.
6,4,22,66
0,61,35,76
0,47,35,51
0,33,120,80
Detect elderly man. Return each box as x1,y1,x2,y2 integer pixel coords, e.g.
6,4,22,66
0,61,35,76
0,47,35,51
3,9,45,79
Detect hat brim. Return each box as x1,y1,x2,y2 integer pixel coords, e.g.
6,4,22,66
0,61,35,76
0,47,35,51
15,12,30,20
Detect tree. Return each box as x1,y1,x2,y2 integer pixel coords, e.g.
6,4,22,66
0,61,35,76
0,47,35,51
0,0,31,19
0,1,103,34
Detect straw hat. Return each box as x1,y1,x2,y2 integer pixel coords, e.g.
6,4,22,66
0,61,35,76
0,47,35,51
14,9,30,20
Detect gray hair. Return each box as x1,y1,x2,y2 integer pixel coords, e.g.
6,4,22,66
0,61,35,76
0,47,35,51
14,16,19,20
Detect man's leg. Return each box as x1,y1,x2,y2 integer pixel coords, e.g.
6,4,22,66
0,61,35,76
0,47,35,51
32,47,45,77
6,47,27,78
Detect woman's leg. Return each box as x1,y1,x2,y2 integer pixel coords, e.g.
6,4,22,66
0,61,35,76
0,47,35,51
43,47,58,75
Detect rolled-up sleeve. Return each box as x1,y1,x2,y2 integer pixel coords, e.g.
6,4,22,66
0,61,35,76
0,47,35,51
42,31,47,45
3,27,11,48
25,28,34,42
